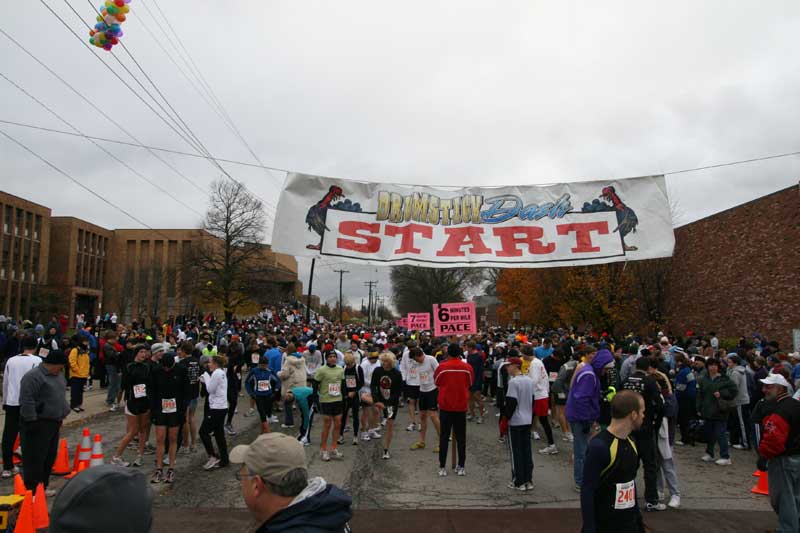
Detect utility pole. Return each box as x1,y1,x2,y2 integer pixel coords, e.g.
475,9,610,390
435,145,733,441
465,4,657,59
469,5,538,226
364,281,377,326
305,258,316,323
334,269,349,324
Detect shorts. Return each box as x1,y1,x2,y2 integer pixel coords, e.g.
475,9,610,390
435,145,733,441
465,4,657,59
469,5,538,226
554,391,568,406
383,402,399,420
153,411,183,428
320,402,343,417
419,389,439,411
359,392,374,405
404,384,420,400
533,397,550,417
125,401,148,417
469,380,483,393
187,398,199,412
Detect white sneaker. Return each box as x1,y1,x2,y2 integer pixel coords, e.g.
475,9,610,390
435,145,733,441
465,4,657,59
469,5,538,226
360,432,371,441
269,415,279,423
244,408,256,417
299,437,310,447
701,454,714,462
369,429,382,439
321,450,330,461
331,449,344,460
163,456,171,466
668,495,681,508
567,433,574,443
132,455,144,467
382,450,391,460
476,417,484,424
438,468,447,477
539,444,558,455
466,414,473,421
674,440,685,446
352,437,359,446
380,418,387,427
406,423,416,432
524,482,534,491
715,458,732,466
203,457,220,470
732,444,746,450
111,456,129,467
455,466,465,476
532,431,541,440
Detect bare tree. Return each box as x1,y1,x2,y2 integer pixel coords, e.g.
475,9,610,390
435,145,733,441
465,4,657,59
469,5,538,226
193,179,267,322
390,266,484,316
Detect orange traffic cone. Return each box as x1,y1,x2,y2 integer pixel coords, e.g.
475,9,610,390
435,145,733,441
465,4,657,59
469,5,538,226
12,434,22,465
13,473,26,495
52,438,71,475
72,428,91,472
32,483,50,530
89,434,104,467
64,458,89,480
752,470,760,477
15,490,35,533
751,470,769,495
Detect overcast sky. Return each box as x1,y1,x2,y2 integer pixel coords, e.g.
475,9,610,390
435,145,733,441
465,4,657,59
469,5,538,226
1,1,798,309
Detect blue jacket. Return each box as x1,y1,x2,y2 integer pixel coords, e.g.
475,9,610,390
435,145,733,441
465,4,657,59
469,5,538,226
565,349,613,424
675,366,696,400
256,477,352,533
266,348,283,384
244,367,278,398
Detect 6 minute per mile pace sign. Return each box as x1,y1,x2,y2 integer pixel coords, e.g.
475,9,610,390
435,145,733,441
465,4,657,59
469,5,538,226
433,302,478,336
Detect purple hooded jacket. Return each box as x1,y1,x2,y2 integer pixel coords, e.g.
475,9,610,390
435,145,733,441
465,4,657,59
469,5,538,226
565,349,613,424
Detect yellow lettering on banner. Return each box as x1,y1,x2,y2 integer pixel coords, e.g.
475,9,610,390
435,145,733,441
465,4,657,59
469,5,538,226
403,195,414,222
472,195,483,223
427,195,441,224
377,192,390,221
411,193,429,222
452,197,462,224
389,193,404,222
440,198,452,226
461,196,471,223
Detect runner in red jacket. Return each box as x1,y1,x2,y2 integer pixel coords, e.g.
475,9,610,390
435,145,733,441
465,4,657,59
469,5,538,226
433,343,474,477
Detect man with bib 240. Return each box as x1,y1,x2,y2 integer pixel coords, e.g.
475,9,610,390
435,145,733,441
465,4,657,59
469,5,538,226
580,389,646,533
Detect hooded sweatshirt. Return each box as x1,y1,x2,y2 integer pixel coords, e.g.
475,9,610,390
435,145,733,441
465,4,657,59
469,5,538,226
278,355,307,397
728,365,750,406
565,349,613,424
256,477,352,532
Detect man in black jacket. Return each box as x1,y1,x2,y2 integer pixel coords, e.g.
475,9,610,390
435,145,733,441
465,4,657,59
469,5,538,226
622,357,665,512
103,331,121,411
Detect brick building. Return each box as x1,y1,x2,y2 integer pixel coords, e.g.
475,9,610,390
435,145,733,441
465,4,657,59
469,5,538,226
0,190,300,324
667,184,799,349
48,217,113,321
0,191,50,319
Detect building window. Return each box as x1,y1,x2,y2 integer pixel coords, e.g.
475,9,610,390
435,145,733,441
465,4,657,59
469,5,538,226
15,208,22,236
34,215,41,241
3,206,10,234
24,213,31,238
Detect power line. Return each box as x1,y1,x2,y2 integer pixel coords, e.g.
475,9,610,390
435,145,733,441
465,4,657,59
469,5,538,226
0,119,289,175
40,0,278,222
0,70,204,216
0,25,207,195
0,127,173,237
662,151,800,176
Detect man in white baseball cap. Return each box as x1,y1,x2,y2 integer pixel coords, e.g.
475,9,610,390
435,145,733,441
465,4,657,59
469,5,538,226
757,372,800,532
230,433,352,532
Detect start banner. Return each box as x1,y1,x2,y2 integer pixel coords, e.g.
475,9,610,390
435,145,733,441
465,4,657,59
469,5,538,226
271,173,674,268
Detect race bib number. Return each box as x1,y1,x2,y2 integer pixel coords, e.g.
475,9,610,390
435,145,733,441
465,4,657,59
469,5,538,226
40,348,49,357
161,398,177,413
257,380,270,392
483,370,492,379
346,377,357,389
549,372,558,382
251,353,260,364
409,368,418,380
614,480,635,509
133,384,147,399
419,372,429,384
328,383,341,396
557,392,566,399
386,405,394,419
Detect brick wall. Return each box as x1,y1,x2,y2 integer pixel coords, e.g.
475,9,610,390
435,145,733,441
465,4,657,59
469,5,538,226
667,184,799,349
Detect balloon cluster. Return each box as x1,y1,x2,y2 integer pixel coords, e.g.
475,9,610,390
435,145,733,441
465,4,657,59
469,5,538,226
88,0,132,51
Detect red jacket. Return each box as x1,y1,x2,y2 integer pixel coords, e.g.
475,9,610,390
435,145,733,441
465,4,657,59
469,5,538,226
759,394,800,459
434,357,474,412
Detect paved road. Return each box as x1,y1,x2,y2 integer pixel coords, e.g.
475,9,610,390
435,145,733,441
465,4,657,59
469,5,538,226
0,391,777,531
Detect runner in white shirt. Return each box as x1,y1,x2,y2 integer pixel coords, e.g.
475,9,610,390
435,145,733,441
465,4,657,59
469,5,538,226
2,336,42,477
359,350,382,441
408,348,441,452
525,345,557,454
400,342,420,431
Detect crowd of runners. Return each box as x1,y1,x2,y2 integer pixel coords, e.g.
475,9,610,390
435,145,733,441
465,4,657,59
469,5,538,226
1,309,799,532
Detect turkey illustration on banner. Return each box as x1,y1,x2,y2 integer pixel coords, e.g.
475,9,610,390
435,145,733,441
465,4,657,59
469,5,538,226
271,173,673,268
